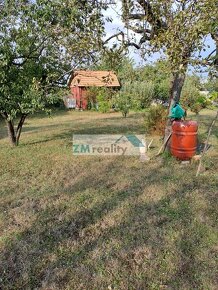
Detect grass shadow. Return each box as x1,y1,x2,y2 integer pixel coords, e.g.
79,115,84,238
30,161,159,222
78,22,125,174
0,161,217,289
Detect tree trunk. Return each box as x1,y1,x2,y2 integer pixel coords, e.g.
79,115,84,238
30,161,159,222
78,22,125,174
211,30,218,71
164,70,187,143
169,71,186,113
15,114,27,146
6,119,17,146
215,37,218,70
1,113,27,146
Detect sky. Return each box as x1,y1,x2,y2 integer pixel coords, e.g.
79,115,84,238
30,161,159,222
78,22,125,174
103,1,216,78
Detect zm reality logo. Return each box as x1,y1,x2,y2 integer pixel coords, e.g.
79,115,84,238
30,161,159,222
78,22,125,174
72,134,146,156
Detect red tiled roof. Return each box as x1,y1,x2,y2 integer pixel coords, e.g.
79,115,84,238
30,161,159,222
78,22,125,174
69,70,120,87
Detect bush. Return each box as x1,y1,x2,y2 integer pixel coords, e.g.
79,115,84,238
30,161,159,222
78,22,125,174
96,89,111,113
137,81,155,109
86,87,98,110
197,95,211,108
189,102,202,115
154,79,170,102
181,77,211,115
181,86,207,115
98,100,111,113
145,105,168,135
86,87,112,113
209,91,218,103
113,92,132,117
116,81,155,112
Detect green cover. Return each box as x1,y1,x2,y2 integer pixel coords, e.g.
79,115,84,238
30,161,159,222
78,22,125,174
170,103,185,119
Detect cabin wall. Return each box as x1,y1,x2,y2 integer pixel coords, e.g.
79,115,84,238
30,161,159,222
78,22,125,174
70,86,88,110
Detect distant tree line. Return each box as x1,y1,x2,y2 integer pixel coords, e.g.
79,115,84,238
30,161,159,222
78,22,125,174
87,53,217,117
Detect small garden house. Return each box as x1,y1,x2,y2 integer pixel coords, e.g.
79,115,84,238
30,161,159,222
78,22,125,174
67,70,120,110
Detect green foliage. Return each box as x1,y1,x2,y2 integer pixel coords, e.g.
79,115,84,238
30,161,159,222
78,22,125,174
121,81,155,110
112,59,171,113
154,78,171,102
121,1,217,75
210,92,218,103
153,1,217,71
145,105,168,134
134,81,155,109
96,55,172,110
86,87,112,113
97,92,111,113
117,57,136,85
86,87,98,110
197,95,211,108
135,61,171,102
97,87,115,113
113,92,132,117
181,78,209,115
181,88,201,114
205,77,218,106
205,78,218,93
0,0,105,117
0,0,105,144
112,79,155,117
95,49,132,74
95,52,136,86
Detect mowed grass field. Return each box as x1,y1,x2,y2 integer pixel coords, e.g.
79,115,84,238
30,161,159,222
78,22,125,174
0,109,217,290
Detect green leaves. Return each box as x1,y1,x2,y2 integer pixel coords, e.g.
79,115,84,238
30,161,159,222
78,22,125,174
121,0,217,72
0,0,106,120
181,76,208,114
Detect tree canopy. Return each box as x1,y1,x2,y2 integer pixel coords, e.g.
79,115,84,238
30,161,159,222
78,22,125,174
0,0,106,145
118,0,218,113
121,0,217,70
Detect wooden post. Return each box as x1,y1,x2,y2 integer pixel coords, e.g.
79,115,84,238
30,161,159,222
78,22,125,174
196,111,218,177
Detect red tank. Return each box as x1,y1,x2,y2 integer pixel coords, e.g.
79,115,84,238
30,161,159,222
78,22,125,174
170,120,198,160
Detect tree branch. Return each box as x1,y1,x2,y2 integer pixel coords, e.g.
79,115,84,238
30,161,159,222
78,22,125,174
127,42,141,49
128,25,151,34
11,38,48,66
136,0,167,29
103,31,125,44
128,13,146,20
0,112,8,120
206,49,216,60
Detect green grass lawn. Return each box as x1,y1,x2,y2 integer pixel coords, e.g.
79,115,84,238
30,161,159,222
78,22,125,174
0,109,217,290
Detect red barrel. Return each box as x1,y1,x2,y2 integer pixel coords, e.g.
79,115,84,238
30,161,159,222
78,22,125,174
171,120,198,160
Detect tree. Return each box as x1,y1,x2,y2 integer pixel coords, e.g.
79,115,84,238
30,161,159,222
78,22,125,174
119,0,217,113
0,0,105,146
93,51,136,114
113,91,132,117
145,104,168,134
181,75,211,115
95,53,172,114
205,77,218,93
135,61,171,102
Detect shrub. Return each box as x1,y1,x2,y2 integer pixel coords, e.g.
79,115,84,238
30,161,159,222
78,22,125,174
137,81,155,109
86,87,98,110
113,92,131,117
154,79,170,102
209,91,218,103
145,105,168,135
86,87,112,112
181,77,212,115
181,87,207,115
98,100,111,113
96,89,111,113
116,81,155,113
197,95,211,108
190,102,203,115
